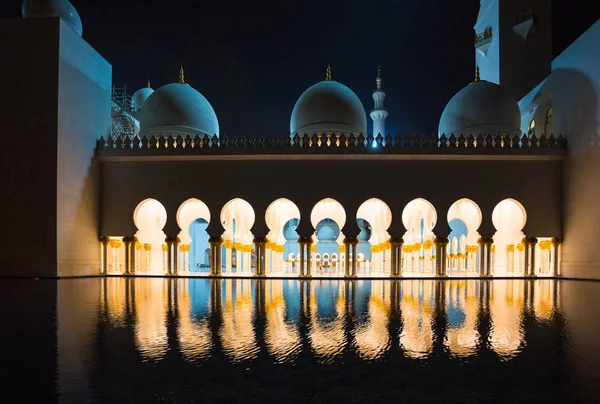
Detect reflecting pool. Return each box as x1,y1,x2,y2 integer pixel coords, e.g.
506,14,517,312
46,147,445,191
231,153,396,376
2,278,600,403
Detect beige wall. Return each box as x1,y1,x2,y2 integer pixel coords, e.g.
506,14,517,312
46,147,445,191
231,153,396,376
552,22,600,279
56,21,112,277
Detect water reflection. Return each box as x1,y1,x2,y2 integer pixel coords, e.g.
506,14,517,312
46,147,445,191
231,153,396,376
100,278,566,364
57,278,599,402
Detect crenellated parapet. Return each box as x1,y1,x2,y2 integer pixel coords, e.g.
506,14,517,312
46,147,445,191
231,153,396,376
96,132,566,156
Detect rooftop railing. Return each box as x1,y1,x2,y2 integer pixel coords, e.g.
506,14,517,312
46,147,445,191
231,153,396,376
96,132,566,156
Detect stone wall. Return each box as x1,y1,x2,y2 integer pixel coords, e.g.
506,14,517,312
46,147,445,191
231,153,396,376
0,19,59,276
100,155,563,242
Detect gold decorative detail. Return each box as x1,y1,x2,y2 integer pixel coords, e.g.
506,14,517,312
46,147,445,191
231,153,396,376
376,65,382,85
224,240,234,249
475,66,480,82
325,64,332,81
109,239,122,249
338,245,346,252
516,243,525,252
143,243,152,251
311,245,317,252
466,245,478,253
423,240,433,249
506,244,515,252
162,244,168,252
147,80,151,89
234,242,244,250
179,66,185,84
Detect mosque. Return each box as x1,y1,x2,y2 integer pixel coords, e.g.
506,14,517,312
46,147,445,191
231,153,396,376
1,0,599,280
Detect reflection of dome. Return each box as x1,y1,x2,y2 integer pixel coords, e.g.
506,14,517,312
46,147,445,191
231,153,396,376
291,80,367,136
438,80,521,136
140,83,219,137
132,87,154,112
316,220,340,241
22,0,82,36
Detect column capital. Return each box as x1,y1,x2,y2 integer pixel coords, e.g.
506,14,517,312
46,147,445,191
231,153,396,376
551,237,562,246
253,236,268,246
223,239,234,249
389,237,404,246
434,237,449,247
100,236,110,246
528,237,538,245
208,236,223,245
122,236,133,244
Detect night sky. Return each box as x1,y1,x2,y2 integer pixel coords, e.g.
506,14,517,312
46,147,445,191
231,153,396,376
2,0,599,134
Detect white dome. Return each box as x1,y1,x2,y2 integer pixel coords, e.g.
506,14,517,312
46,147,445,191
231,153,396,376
140,83,219,137
22,0,82,36
131,87,154,112
438,80,521,136
291,80,367,136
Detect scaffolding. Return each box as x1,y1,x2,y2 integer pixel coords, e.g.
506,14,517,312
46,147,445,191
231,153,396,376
111,86,138,138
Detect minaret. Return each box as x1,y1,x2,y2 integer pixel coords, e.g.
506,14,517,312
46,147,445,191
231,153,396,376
370,65,388,137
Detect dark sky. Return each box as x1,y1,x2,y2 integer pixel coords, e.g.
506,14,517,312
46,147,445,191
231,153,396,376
2,0,599,134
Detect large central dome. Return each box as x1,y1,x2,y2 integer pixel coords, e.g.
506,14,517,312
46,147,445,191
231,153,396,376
140,83,219,137
290,80,367,136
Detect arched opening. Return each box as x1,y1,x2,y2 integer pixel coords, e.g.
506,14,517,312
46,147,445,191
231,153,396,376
401,198,437,276
265,198,301,275
447,198,482,275
310,198,346,276
314,219,340,275
177,198,211,273
492,199,527,276
134,198,168,274
221,198,255,275
356,198,393,276
544,106,553,136
528,119,535,137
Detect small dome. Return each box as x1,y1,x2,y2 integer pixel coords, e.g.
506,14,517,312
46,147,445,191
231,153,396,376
140,83,219,137
291,80,367,136
131,87,154,112
22,0,82,36
438,80,521,136
316,220,340,242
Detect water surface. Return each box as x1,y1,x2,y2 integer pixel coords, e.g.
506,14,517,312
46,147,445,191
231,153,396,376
2,278,600,403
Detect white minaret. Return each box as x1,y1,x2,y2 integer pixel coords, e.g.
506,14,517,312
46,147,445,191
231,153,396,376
370,66,388,136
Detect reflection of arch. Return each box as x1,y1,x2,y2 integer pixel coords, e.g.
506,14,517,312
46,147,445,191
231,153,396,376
492,199,527,276
134,198,167,273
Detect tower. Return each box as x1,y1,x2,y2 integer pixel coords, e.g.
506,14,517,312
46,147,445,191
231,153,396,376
370,66,388,136
474,0,552,101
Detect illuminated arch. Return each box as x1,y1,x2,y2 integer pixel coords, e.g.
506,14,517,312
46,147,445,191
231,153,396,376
356,198,393,245
492,198,527,276
311,198,346,230
220,198,255,243
133,198,167,273
401,199,437,275
176,198,211,245
265,198,301,246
